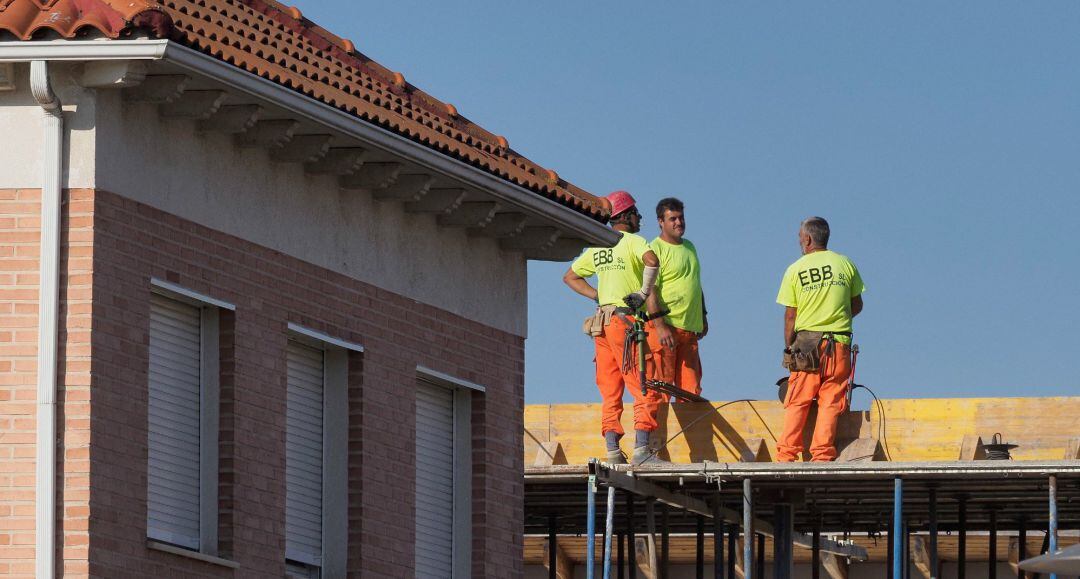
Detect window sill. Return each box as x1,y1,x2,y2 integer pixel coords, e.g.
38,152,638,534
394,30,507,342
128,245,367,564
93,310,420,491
147,539,240,569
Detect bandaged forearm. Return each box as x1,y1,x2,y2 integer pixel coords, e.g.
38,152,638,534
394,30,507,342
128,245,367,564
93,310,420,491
640,265,659,296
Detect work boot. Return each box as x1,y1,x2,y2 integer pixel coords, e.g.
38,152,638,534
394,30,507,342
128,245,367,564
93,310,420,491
631,445,673,466
605,448,627,464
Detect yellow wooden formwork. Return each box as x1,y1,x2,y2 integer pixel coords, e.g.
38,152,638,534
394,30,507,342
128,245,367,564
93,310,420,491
524,396,1080,465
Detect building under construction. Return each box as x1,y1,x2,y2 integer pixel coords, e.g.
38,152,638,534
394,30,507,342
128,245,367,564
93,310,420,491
523,395,1079,578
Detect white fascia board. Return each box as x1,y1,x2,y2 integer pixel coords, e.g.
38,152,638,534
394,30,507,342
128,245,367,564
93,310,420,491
0,39,168,62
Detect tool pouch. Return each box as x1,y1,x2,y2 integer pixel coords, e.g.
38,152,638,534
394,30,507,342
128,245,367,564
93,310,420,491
582,305,618,338
782,331,824,372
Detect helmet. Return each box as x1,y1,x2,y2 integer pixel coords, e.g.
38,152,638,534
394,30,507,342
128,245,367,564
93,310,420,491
605,190,637,218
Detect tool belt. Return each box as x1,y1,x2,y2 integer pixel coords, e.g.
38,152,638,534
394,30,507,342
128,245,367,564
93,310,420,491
582,305,621,337
782,330,851,372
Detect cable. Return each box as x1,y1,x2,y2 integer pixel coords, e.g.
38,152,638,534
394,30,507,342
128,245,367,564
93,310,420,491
985,447,1012,461
640,399,759,462
850,383,893,461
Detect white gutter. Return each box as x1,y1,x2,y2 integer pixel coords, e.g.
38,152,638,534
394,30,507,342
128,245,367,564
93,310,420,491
30,59,62,579
0,39,169,62
0,39,618,246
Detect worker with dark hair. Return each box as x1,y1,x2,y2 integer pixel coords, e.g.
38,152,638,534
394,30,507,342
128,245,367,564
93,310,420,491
647,197,707,398
563,190,666,464
775,216,865,462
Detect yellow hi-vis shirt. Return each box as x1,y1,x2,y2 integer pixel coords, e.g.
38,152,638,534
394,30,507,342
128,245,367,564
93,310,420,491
649,237,704,333
776,250,865,344
572,231,651,307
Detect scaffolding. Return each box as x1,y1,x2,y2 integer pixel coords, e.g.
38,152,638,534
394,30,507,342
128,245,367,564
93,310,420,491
525,460,1080,578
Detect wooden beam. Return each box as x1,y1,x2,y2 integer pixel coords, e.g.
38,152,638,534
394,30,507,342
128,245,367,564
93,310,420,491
645,499,659,579
340,162,403,190
959,435,986,461
438,201,499,228
740,438,772,463
1008,536,1020,576
236,119,299,149
1066,437,1080,460
534,442,567,466
372,173,434,201
634,537,657,579
837,437,885,462
198,104,262,134
911,535,932,578
305,147,368,176
542,537,574,579
405,188,466,214
270,134,332,163
733,537,746,579
527,396,1080,465
822,552,849,579
159,90,227,120
123,74,188,103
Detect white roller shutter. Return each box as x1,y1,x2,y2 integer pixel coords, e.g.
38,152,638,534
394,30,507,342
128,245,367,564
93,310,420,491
415,379,455,578
286,341,325,567
147,293,202,549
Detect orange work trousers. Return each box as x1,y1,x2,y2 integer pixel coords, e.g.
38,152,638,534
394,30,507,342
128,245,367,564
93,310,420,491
652,327,703,398
776,341,851,462
595,315,664,436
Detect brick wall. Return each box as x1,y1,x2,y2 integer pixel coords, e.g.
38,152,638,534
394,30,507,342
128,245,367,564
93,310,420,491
85,189,525,578
0,188,94,578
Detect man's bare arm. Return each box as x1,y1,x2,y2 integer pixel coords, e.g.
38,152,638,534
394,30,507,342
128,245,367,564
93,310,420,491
784,306,797,348
647,291,676,348
563,268,598,302
643,250,659,268
851,294,863,317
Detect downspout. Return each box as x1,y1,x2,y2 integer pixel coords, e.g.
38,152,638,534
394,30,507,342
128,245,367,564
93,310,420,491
30,59,62,579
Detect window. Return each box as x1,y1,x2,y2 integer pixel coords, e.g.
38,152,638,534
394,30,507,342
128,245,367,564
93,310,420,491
415,368,480,578
146,281,231,556
285,324,356,578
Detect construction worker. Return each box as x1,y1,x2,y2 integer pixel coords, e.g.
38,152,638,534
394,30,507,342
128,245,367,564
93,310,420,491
564,190,666,464
775,217,865,462
647,197,707,398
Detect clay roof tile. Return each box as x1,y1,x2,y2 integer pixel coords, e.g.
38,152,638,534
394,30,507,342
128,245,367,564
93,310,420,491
0,0,608,220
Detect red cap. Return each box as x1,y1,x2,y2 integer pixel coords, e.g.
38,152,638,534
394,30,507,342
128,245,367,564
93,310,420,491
605,190,637,218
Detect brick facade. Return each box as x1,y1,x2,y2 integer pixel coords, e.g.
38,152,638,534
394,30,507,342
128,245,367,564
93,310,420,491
0,188,94,577
1,188,525,577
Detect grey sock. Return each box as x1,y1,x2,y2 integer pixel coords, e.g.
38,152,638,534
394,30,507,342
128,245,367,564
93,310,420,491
605,431,622,451
635,429,650,449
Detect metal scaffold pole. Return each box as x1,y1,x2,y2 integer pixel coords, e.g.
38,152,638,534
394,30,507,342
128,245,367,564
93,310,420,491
549,514,557,579
893,477,903,579
1049,474,1058,579
604,485,616,579
743,478,754,579
587,472,597,579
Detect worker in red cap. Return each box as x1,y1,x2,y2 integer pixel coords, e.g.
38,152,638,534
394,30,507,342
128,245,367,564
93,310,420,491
563,190,666,465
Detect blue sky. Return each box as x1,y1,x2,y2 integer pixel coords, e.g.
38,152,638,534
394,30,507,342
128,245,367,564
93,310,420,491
305,2,1080,404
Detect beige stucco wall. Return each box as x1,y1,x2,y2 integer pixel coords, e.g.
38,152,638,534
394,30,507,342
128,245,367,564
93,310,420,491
0,63,97,188
0,62,528,336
